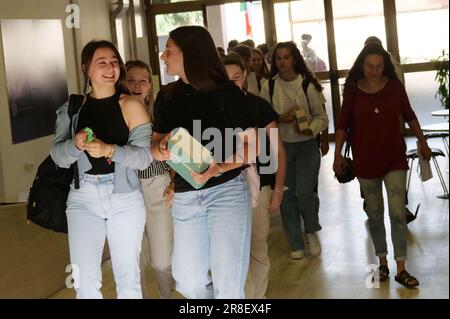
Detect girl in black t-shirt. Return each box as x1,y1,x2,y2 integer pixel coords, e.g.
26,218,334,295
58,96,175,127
151,26,257,299
223,53,287,298
51,41,151,299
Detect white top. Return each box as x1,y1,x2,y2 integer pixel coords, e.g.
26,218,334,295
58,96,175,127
260,74,329,143
247,71,260,96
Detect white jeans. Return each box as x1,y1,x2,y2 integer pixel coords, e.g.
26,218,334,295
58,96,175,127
66,173,146,299
140,172,174,298
245,185,271,298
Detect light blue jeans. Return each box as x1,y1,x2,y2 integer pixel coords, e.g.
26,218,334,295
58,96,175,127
171,173,252,299
358,170,408,261
281,139,322,251
66,173,146,299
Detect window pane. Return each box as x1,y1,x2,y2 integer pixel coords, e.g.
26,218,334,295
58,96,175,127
155,11,203,85
274,0,329,73
155,11,203,36
405,71,444,126
332,0,386,70
134,0,145,38
396,0,449,64
336,72,443,127
207,1,265,50
151,0,193,3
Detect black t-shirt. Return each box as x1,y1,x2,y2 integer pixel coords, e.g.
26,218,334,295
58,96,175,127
245,93,280,188
153,80,256,192
76,93,129,174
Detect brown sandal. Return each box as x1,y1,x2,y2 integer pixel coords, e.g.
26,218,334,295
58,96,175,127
378,265,390,282
372,265,389,282
395,270,419,288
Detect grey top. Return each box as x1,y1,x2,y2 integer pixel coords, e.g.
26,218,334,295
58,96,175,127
50,100,153,193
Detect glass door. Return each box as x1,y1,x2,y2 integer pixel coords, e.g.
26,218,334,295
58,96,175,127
204,1,266,52
274,0,334,132
155,10,204,85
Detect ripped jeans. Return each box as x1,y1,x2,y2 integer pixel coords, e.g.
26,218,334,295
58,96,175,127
358,170,408,261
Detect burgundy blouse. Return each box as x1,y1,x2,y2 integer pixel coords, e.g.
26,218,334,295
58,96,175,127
337,79,417,179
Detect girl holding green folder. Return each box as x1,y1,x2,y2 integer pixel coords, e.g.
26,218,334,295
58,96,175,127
151,26,258,299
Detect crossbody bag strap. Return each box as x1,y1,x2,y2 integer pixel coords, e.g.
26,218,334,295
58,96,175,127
268,77,275,105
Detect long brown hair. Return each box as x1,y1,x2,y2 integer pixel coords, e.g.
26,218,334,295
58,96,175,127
344,43,397,94
81,40,126,94
270,41,322,92
252,48,269,79
167,26,230,94
125,60,153,121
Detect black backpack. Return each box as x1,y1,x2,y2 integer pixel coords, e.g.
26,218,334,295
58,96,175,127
27,94,84,233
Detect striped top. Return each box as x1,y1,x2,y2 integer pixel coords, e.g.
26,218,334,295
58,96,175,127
139,160,170,179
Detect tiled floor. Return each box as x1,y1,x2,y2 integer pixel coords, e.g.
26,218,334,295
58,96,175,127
50,138,449,299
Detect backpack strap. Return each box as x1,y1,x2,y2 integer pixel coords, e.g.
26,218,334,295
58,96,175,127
268,78,275,104
67,94,84,190
301,78,310,106
67,94,84,119
301,78,323,147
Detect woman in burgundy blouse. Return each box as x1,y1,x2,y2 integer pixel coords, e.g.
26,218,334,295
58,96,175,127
333,43,432,288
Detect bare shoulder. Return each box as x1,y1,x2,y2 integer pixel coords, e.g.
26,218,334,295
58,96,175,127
119,94,150,129
119,94,144,109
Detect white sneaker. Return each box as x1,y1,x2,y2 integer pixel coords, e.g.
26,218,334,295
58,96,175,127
290,250,305,260
307,233,321,256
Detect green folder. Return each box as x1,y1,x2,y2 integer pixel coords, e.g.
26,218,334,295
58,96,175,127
166,127,213,189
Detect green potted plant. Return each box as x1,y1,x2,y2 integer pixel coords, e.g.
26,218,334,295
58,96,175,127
432,50,449,109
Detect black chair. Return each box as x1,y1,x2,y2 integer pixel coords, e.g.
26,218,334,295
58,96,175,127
425,132,449,156
406,148,448,199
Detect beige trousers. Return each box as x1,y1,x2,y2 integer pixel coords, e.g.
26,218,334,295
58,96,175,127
140,172,174,299
245,185,272,299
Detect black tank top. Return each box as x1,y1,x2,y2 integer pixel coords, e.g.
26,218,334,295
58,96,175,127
77,92,129,174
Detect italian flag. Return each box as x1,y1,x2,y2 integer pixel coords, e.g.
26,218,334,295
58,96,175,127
240,2,253,37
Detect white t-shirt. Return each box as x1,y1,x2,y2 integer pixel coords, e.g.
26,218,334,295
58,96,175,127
246,72,260,96
260,74,328,143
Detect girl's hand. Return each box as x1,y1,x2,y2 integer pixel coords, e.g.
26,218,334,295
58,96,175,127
191,161,220,185
163,183,174,208
320,139,330,156
419,140,432,161
159,134,171,161
74,130,88,150
279,111,296,124
333,154,348,177
84,138,113,158
267,190,283,214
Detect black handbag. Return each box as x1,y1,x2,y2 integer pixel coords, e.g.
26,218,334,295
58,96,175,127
335,136,355,184
335,88,357,184
27,94,84,233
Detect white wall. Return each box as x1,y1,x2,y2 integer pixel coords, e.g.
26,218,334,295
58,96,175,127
0,0,112,202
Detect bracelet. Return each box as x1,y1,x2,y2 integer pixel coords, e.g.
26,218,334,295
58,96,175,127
274,189,284,196
106,145,116,159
